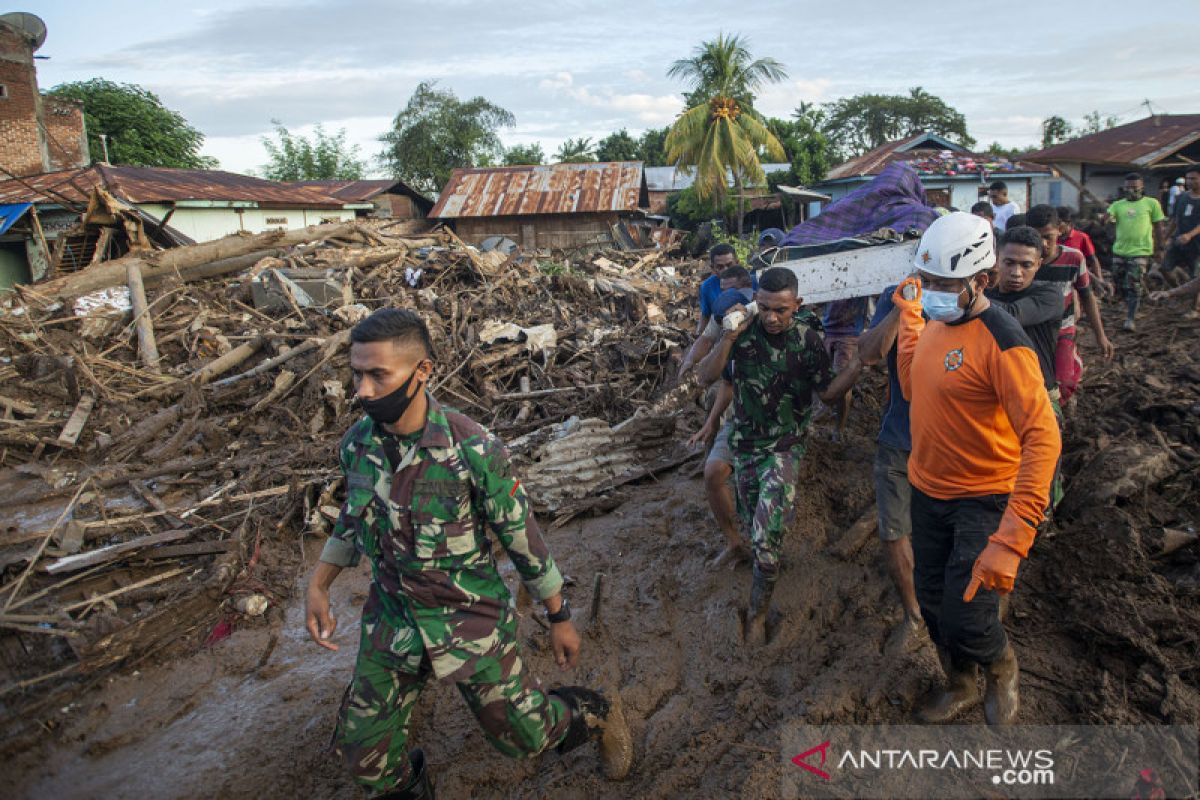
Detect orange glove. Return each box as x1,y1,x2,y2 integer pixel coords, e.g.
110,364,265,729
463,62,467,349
963,540,1023,601
892,276,923,313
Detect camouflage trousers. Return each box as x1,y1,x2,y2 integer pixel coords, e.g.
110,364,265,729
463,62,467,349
1049,391,1065,512
1111,255,1148,299
334,585,571,793
733,445,804,584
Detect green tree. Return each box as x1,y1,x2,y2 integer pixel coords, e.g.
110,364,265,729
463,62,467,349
378,81,515,194
763,106,830,187
1041,116,1072,148
595,129,640,162
821,87,973,160
666,184,735,229
554,137,597,163
260,120,364,181
502,142,546,165
664,34,788,235
1079,110,1119,136
46,78,216,169
637,127,670,166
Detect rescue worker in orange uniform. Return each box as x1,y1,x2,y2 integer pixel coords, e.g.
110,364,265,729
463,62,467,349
893,212,1061,726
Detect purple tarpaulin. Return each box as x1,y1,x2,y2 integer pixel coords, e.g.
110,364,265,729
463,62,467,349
780,162,939,246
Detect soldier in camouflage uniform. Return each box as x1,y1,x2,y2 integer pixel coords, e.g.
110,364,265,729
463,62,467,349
698,268,863,645
306,309,629,799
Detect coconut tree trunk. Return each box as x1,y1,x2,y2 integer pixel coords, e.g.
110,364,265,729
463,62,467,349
734,172,745,238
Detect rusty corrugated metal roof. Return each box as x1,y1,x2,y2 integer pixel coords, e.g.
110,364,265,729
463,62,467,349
286,179,432,207
1025,114,1200,167
429,162,649,219
0,165,349,208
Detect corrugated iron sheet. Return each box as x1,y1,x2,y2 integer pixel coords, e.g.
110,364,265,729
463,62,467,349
1026,114,1200,167
429,162,648,219
286,179,431,207
0,165,348,208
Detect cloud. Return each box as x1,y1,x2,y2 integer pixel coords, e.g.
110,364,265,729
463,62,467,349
755,78,834,117
538,71,682,126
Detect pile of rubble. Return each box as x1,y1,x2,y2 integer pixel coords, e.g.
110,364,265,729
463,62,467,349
0,220,702,702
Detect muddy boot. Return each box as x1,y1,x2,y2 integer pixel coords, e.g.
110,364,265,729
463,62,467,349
551,686,634,780
744,570,773,647
374,748,434,800
983,645,1020,726
916,647,980,724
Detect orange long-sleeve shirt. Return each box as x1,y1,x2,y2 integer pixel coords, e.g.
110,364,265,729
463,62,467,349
897,298,1061,556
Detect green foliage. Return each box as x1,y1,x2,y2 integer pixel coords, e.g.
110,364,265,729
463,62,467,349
637,127,670,166
668,32,787,111
260,120,364,181
666,185,735,229
710,227,752,263
1080,110,1119,136
46,78,216,169
665,34,787,206
502,143,546,166
536,258,572,276
378,81,515,194
1041,116,1072,148
763,106,829,187
554,137,596,163
820,87,973,160
595,129,639,162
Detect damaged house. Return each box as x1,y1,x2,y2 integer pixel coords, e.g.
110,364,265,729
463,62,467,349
429,161,652,250
0,165,370,287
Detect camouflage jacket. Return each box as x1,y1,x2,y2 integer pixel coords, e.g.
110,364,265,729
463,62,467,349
725,312,834,454
320,394,563,680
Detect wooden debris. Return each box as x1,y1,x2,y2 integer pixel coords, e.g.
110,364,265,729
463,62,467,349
0,394,36,417
55,393,95,448
45,529,191,574
126,261,160,371
0,216,699,699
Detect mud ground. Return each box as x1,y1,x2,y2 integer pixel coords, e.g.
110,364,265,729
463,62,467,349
8,302,1200,799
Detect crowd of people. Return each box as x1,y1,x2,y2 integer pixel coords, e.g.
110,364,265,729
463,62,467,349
292,168,1200,798
679,169,1200,730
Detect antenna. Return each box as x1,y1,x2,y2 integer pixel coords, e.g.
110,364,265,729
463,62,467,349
0,12,48,51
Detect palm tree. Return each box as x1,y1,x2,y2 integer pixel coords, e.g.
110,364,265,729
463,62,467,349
554,136,596,163
665,34,788,235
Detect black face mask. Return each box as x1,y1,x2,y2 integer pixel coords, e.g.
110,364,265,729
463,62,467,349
1127,188,1144,199
359,365,424,426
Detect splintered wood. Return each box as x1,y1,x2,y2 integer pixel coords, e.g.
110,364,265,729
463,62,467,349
0,217,701,702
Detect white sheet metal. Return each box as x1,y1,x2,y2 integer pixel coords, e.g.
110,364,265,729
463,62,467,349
768,240,918,305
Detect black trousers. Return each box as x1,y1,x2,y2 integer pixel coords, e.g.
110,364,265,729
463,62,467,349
911,487,1009,666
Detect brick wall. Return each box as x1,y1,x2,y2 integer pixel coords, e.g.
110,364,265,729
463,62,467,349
0,25,44,176
43,96,87,170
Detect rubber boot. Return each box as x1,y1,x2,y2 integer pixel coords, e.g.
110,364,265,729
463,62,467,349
373,748,434,800
551,686,634,780
983,644,1020,726
916,646,981,724
744,569,773,647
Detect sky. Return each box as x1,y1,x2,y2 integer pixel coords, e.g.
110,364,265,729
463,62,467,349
26,0,1200,178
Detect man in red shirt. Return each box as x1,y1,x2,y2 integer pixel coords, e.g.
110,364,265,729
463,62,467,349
1056,206,1109,296
1028,205,1114,404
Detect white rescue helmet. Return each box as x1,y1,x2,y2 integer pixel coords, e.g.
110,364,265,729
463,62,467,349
912,212,995,278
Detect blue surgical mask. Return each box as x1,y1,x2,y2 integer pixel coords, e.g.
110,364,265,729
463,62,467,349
923,289,965,322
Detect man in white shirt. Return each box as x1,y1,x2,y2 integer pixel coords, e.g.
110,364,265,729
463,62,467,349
989,181,1021,231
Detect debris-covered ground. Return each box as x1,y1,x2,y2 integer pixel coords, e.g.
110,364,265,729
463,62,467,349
2,225,1198,798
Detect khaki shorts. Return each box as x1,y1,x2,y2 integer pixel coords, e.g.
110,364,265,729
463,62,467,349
873,443,912,541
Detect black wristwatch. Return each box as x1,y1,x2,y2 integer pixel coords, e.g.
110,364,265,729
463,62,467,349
547,599,571,624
